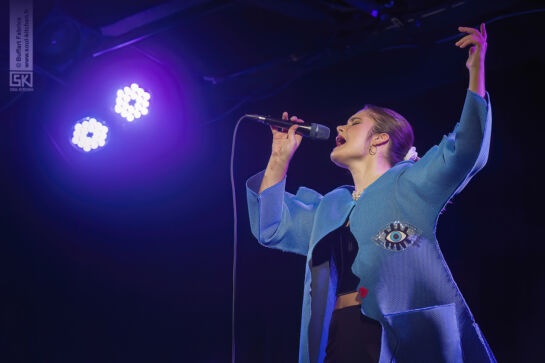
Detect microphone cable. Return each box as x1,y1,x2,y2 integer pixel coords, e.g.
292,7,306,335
229,114,250,363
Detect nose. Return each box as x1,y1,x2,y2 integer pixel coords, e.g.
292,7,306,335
336,125,344,135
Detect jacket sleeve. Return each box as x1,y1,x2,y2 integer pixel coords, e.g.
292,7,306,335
398,89,492,210
246,169,323,256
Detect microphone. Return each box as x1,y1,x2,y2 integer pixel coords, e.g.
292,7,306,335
245,114,330,141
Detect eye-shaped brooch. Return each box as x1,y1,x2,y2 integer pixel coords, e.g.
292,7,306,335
372,221,422,252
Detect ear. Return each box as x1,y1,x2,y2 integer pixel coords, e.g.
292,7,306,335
374,132,390,144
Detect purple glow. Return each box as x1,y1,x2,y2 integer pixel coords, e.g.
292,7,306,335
114,83,151,122
371,10,378,18
43,45,205,195
71,117,108,152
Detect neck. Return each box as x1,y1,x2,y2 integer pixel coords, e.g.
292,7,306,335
349,156,391,196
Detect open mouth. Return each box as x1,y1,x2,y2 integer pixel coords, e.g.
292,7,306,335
335,135,346,147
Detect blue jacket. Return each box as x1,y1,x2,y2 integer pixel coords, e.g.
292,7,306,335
246,89,496,363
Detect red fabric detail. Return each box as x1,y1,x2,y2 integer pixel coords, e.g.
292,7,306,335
359,286,368,299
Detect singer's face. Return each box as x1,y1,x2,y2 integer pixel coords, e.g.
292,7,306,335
330,109,375,168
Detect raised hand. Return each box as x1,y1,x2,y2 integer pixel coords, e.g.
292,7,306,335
455,23,487,71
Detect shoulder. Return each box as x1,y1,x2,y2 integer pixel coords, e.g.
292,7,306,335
386,160,417,181
293,186,323,205
393,159,416,171
296,184,353,205
327,184,353,196
323,184,356,203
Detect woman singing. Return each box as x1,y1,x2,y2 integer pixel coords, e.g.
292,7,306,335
246,23,495,363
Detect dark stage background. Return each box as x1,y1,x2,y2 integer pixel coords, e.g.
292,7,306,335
1,1,544,362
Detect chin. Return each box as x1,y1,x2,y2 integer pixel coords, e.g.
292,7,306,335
330,152,347,168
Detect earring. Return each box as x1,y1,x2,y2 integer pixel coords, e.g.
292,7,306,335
368,144,377,155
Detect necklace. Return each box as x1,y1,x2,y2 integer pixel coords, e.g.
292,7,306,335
352,189,362,201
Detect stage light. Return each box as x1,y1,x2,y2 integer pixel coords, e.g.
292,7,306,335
71,117,109,152
114,83,150,122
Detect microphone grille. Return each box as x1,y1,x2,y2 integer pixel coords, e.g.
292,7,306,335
311,123,330,140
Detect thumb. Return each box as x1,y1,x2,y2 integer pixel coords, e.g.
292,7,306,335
287,124,299,140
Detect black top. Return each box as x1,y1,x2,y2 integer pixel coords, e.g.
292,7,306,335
331,216,360,297
311,215,360,297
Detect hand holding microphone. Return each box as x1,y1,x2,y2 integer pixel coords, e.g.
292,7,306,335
246,113,330,140
268,112,305,165
252,111,330,193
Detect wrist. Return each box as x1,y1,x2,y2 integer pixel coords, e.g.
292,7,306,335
268,155,290,171
469,62,485,73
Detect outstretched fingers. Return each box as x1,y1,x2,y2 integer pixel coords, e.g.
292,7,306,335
455,23,487,48
458,26,480,35
456,34,479,48
458,24,485,40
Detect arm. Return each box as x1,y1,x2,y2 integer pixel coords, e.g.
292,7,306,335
468,64,485,98
459,23,487,98
399,23,491,209
246,169,323,256
399,89,491,208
